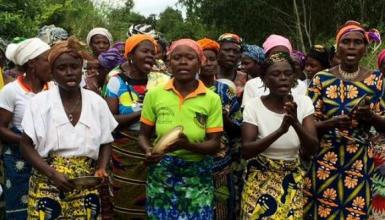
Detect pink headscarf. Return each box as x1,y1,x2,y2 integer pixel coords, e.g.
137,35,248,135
378,49,385,69
168,39,206,64
262,34,293,54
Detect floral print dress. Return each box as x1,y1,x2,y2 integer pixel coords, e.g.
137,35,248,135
304,70,385,220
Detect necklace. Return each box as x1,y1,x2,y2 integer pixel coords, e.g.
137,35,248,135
338,65,360,81
64,95,82,122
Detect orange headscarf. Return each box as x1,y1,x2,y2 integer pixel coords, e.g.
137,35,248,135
48,36,89,67
124,34,157,58
336,21,367,44
197,38,220,53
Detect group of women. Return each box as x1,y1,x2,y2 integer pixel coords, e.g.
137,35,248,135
0,20,384,220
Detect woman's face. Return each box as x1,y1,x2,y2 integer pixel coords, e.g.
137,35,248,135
33,51,52,82
338,31,366,67
241,55,260,78
200,49,218,77
53,53,83,91
130,41,156,75
304,57,323,79
170,45,200,83
218,42,241,69
262,60,295,97
90,34,110,56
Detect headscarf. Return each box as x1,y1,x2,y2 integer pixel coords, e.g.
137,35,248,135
169,39,206,64
306,45,330,69
217,33,243,48
261,52,295,79
197,38,220,53
124,34,157,58
127,24,157,37
5,38,50,66
377,49,385,69
98,45,126,71
112,42,125,52
86,27,113,47
262,34,293,54
291,50,306,70
336,20,381,45
242,44,265,63
38,25,69,46
48,36,87,67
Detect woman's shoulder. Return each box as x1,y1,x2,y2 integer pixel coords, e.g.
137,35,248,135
313,69,335,79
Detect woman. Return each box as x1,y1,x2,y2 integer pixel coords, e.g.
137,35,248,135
104,34,162,219
198,38,242,219
217,33,247,99
304,45,330,84
139,39,223,219
291,50,306,81
367,49,385,219
86,27,113,58
241,44,265,78
19,37,117,219
241,52,318,219
0,38,51,219
304,21,385,219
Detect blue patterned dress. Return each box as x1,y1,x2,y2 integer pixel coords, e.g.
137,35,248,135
304,70,385,219
211,81,242,220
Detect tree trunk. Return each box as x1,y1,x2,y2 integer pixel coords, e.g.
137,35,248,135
293,0,305,51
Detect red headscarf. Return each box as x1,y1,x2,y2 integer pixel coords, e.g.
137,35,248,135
168,39,206,64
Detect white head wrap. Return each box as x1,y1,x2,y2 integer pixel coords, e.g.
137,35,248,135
86,27,113,47
5,38,50,66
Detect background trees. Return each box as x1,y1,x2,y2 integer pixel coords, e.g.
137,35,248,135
0,0,384,67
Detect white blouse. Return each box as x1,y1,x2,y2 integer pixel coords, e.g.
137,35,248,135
21,86,118,160
243,95,314,160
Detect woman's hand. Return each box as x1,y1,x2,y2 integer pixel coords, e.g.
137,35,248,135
166,133,189,153
329,115,352,129
95,169,108,178
284,100,300,125
51,171,75,192
354,97,374,123
144,148,163,164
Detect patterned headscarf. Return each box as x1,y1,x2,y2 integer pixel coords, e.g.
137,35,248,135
218,33,243,48
98,42,126,71
336,20,381,45
291,50,306,70
261,52,296,84
197,38,220,53
38,25,69,46
242,44,265,63
169,39,206,64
